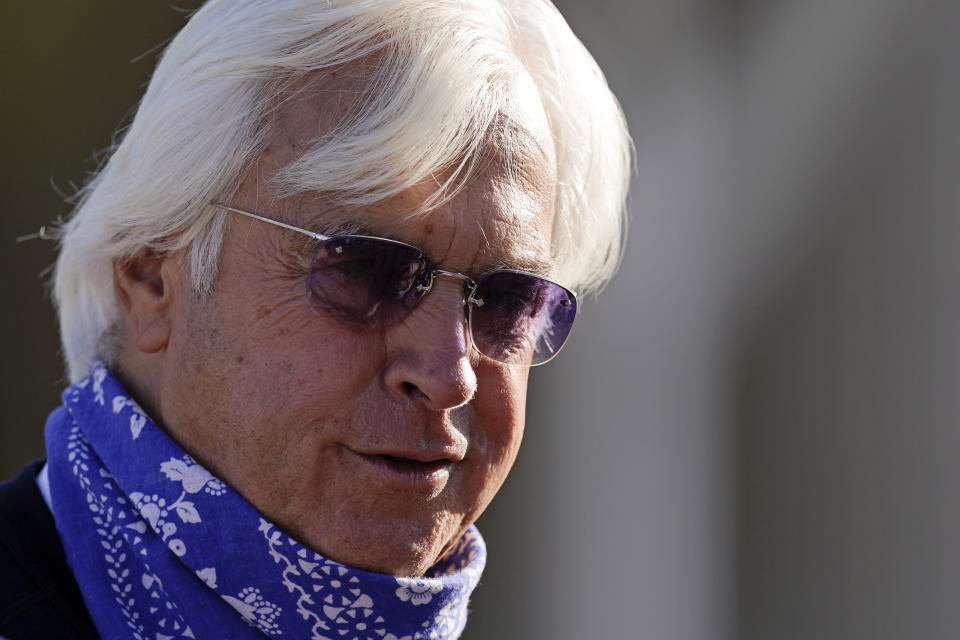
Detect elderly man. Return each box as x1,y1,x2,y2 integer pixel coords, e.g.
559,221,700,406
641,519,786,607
0,0,629,638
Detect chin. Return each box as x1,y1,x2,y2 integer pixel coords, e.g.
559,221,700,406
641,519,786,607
322,537,441,577
311,512,462,577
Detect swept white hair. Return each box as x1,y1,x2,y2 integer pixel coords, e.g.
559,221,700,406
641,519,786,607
53,0,632,381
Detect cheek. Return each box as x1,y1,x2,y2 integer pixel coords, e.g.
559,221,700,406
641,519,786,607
174,280,388,437
468,364,529,484
163,288,392,509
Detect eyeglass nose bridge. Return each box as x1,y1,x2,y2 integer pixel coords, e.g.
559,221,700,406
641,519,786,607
415,269,484,307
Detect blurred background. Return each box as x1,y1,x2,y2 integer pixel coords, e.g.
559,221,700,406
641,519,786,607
2,1,958,638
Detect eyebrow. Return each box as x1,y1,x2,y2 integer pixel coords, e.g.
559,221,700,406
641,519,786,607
486,254,555,278
217,203,557,277
291,213,556,276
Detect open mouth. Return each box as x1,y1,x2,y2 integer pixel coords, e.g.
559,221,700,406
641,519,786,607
376,454,451,475
353,451,454,488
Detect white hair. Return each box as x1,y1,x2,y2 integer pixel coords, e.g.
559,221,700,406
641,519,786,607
53,0,632,381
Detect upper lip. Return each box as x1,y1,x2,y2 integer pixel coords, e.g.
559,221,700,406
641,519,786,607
347,413,469,463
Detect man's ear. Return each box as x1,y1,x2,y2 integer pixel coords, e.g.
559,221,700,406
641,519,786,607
113,250,179,354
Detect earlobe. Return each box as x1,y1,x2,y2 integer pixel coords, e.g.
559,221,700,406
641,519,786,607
113,251,176,354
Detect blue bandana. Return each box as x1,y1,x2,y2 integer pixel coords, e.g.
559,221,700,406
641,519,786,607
45,364,486,640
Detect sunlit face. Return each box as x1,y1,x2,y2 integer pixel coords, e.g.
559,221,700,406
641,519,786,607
148,71,557,576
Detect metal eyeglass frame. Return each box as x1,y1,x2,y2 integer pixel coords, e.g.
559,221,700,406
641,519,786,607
211,202,577,310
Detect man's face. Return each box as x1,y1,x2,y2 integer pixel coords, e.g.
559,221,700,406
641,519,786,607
150,72,557,576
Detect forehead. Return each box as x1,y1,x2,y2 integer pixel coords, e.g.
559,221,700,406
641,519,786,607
368,183,554,277
245,65,557,275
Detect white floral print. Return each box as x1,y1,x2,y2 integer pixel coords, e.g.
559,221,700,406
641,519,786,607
196,567,218,589
224,587,283,634
160,456,226,495
395,577,444,606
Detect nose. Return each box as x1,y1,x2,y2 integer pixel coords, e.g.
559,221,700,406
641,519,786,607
382,279,478,411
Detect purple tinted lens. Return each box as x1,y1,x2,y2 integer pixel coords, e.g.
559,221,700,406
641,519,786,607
469,272,577,366
307,236,429,328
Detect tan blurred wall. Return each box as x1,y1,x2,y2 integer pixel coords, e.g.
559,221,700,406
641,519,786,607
736,1,960,638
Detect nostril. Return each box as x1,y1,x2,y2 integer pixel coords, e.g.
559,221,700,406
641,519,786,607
401,381,418,395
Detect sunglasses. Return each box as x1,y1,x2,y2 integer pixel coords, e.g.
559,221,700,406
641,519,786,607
213,203,578,366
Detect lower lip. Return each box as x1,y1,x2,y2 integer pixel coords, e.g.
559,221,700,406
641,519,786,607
353,452,452,489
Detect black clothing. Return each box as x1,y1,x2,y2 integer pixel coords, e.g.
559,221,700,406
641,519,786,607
0,460,99,639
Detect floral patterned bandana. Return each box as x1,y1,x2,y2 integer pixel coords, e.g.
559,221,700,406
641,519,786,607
45,364,486,640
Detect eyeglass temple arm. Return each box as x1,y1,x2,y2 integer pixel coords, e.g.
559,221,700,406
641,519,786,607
211,202,331,242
